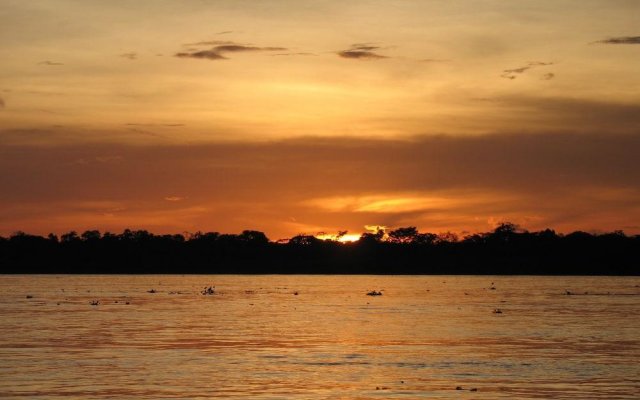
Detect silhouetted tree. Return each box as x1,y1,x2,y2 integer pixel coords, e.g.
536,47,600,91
436,231,458,244
61,231,80,243
81,230,101,241
288,235,320,246
388,227,419,244
238,230,269,245
0,224,638,275
359,227,385,243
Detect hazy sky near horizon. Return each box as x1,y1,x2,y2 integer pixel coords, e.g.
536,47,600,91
1,0,640,238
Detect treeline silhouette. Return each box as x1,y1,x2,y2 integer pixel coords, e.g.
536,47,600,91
1,223,638,275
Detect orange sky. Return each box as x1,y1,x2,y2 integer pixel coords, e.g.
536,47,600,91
1,1,640,239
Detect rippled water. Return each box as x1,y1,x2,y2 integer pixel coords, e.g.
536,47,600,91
1,275,639,399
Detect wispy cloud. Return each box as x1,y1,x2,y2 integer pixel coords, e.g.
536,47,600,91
125,123,185,127
419,58,450,63
501,61,553,80
38,60,63,66
73,156,123,165
214,45,287,53
217,31,233,35
176,49,226,60
176,42,288,60
120,52,137,60
595,36,640,44
542,73,555,80
272,52,316,57
183,40,236,47
126,127,164,138
337,44,389,60
308,193,482,214
164,196,185,202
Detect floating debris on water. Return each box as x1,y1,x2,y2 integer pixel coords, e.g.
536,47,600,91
26,295,33,299
366,290,383,296
563,291,638,296
90,300,99,306
201,286,215,295
293,291,299,296
493,308,503,314
147,289,157,294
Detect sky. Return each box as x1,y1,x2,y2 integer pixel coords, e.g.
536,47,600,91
1,0,640,239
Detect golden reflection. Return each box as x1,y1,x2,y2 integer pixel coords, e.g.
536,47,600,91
1,275,638,398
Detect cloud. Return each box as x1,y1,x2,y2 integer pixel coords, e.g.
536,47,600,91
500,61,553,79
183,40,236,47
308,193,504,214
176,42,288,60
164,196,185,202
2,129,640,237
73,156,123,165
338,44,389,60
496,95,640,132
350,43,380,51
213,45,287,53
272,52,316,57
596,36,640,44
0,97,4,108
126,127,164,138
217,31,233,35
338,50,387,59
120,53,137,60
176,49,226,60
125,123,185,127
38,61,63,66
527,61,553,67
542,73,555,80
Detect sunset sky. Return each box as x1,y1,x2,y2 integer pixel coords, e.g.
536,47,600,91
1,0,640,239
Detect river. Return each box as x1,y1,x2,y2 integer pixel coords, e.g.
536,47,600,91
1,275,639,399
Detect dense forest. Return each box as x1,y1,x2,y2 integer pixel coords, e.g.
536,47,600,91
1,223,638,275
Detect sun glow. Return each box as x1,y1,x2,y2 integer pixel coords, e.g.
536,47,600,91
316,233,361,243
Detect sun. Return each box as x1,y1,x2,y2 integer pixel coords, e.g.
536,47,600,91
336,234,361,243
315,233,361,243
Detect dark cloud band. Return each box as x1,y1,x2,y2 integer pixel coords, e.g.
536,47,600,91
596,36,640,44
2,130,640,236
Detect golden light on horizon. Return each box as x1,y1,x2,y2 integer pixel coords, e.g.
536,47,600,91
316,233,362,243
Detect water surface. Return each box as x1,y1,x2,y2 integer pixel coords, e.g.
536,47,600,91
1,275,639,399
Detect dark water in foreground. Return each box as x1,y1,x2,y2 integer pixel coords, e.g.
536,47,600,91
1,275,639,399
